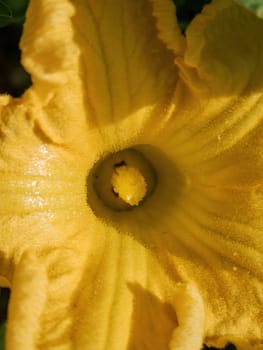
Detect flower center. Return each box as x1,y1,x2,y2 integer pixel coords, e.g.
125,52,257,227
111,164,147,206
88,148,156,211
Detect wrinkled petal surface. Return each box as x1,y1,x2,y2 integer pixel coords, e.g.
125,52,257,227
20,0,181,146
1,0,263,349
179,0,263,96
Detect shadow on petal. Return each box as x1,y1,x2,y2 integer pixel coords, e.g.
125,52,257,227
127,283,177,350
70,0,178,129
180,1,263,97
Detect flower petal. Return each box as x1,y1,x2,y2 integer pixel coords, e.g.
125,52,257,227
145,179,263,347
177,0,263,96
66,0,179,128
99,144,263,347
20,0,179,141
150,0,185,55
155,81,263,189
72,222,204,350
0,276,9,287
0,99,92,286
5,220,204,350
6,252,47,350
20,1,90,144
73,224,178,350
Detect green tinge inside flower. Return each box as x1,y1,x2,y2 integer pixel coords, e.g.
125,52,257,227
90,148,156,211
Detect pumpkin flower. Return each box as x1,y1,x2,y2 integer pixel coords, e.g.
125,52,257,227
1,0,263,349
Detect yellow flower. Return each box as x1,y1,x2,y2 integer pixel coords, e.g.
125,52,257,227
1,0,263,349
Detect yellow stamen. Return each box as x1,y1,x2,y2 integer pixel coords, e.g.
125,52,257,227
111,165,147,206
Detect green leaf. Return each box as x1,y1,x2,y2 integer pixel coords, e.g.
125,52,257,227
235,0,263,19
4,0,28,12
0,0,28,27
0,1,12,27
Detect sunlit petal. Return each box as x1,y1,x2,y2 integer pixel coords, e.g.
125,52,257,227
178,0,263,96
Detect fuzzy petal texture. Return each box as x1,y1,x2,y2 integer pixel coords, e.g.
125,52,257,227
20,0,181,146
178,0,263,96
1,0,263,349
149,0,263,348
